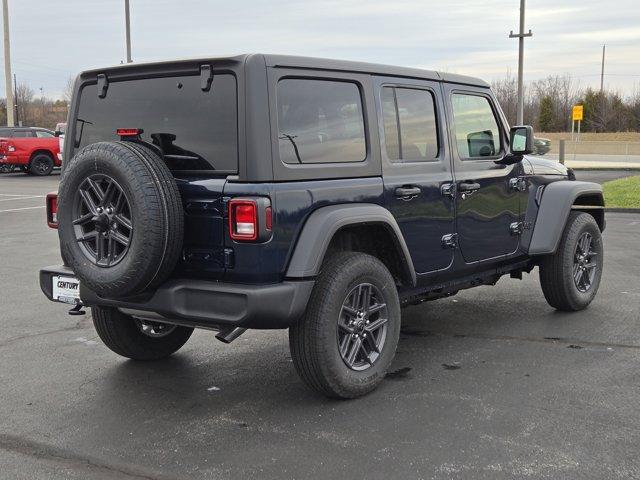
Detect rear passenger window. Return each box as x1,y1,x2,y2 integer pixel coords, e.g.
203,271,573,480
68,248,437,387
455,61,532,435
277,79,366,164
381,87,439,162
451,94,502,159
13,130,33,137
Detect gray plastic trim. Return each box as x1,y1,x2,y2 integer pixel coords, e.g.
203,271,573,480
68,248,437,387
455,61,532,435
286,203,417,286
528,181,604,255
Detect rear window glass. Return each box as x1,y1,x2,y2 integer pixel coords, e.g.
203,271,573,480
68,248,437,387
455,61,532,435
277,78,366,164
73,74,238,172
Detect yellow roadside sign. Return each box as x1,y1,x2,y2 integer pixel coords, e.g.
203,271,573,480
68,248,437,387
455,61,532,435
572,105,584,121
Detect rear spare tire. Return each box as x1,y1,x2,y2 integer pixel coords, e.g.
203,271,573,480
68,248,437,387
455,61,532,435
57,141,183,297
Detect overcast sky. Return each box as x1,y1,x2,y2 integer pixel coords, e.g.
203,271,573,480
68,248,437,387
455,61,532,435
2,0,639,99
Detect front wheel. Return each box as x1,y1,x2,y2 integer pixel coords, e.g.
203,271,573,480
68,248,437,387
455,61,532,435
539,211,603,311
289,252,401,398
92,307,194,360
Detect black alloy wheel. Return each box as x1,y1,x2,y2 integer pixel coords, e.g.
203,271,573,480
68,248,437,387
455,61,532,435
573,232,598,293
29,154,54,176
72,174,133,267
337,283,388,371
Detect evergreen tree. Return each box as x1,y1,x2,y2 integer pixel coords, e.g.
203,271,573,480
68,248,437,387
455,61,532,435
538,95,555,131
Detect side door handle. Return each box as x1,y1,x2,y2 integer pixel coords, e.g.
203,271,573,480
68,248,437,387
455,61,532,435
458,182,481,192
395,186,421,198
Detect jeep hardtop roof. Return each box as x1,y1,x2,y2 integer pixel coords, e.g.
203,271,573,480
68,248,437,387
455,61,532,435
79,53,490,88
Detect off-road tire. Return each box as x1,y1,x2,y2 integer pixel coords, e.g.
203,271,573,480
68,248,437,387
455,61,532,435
92,307,193,360
29,153,54,176
58,141,183,297
539,211,603,311
289,252,401,398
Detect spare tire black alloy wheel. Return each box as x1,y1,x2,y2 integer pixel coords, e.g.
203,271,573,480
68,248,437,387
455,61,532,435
73,174,132,267
338,283,388,371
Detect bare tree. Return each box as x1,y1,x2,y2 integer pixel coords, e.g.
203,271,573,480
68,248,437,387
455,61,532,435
15,82,34,125
62,76,75,103
492,71,518,126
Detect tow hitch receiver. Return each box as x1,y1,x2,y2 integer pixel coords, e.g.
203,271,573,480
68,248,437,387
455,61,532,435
68,304,86,316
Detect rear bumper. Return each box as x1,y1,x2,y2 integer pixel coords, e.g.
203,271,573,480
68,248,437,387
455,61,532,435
40,265,314,329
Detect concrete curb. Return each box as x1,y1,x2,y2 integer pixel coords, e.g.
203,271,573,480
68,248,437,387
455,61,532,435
569,167,640,172
605,208,640,213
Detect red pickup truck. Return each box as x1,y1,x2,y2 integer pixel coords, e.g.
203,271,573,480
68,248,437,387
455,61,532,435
0,127,62,175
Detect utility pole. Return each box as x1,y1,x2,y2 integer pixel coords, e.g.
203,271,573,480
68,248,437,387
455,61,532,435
509,0,532,125
2,0,14,126
13,72,18,125
125,0,132,63
600,45,606,93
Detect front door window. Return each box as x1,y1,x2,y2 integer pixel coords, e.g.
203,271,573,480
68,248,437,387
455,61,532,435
451,94,501,159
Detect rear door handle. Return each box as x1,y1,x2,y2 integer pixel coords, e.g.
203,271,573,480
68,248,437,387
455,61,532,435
395,186,421,198
458,182,481,192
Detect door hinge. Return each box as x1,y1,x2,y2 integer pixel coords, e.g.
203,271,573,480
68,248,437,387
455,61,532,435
200,64,214,91
441,233,458,249
509,177,527,192
510,222,524,235
224,248,235,268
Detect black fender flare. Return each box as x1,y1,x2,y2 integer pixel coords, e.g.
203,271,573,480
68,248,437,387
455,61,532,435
285,203,417,286
528,180,604,255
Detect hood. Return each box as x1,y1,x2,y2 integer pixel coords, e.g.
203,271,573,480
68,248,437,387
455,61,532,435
524,155,569,176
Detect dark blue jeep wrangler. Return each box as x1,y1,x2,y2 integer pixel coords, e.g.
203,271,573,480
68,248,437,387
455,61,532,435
40,54,605,398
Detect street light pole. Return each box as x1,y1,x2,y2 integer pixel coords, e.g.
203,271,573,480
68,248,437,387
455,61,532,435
600,45,606,93
509,0,532,125
125,0,132,63
2,0,14,126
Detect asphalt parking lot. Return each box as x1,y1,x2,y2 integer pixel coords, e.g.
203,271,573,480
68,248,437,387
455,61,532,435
1,170,639,479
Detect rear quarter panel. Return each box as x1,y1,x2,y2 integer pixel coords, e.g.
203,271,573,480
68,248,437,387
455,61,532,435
223,177,385,283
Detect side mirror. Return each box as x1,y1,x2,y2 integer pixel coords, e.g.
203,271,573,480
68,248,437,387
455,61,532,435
509,125,534,155
54,131,63,137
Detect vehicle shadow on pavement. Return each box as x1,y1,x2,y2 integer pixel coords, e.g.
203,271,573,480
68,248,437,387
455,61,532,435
0,171,60,179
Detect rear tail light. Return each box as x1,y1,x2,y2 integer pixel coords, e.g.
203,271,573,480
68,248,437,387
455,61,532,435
229,199,258,241
228,197,272,242
46,192,58,229
116,128,143,139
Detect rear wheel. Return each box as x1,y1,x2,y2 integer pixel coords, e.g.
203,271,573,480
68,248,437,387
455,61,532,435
92,307,193,360
539,211,603,311
289,252,401,398
0,164,14,173
29,153,54,176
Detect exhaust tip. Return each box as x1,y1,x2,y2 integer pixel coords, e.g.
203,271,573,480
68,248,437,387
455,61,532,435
215,327,247,344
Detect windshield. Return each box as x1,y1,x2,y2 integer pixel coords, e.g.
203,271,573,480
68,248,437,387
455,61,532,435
72,73,238,173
